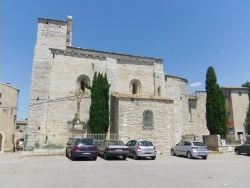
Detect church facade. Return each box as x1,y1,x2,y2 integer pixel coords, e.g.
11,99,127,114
27,16,208,153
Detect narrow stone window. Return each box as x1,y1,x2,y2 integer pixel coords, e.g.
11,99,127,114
80,81,86,92
158,86,161,96
143,110,153,128
130,79,141,94
189,104,192,121
132,83,137,94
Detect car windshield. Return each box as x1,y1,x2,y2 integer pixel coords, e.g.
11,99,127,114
193,142,206,146
108,141,124,146
78,139,94,145
138,141,153,146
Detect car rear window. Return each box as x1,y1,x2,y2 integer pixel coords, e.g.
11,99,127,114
78,139,94,145
108,141,124,146
138,141,153,146
193,142,206,146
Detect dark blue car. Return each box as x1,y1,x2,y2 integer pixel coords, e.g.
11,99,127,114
66,138,98,160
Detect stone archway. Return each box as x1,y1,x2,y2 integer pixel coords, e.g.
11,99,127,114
0,133,3,151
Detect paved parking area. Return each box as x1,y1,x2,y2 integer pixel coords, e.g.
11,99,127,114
0,152,249,188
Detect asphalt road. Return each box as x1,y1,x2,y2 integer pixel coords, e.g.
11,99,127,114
0,152,249,188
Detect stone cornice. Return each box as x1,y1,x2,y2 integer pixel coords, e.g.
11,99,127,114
38,17,67,24
222,86,249,90
49,48,106,60
64,46,163,63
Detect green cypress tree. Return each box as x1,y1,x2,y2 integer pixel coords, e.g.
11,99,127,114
242,81,250,135
205,66,228,137
88,72,110,133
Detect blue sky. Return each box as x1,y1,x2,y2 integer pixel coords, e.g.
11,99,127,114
1,0,250,119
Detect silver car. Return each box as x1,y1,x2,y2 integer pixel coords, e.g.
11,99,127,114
171,141,208,159
126,140,157,160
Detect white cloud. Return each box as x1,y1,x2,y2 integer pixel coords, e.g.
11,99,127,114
189,82,202,87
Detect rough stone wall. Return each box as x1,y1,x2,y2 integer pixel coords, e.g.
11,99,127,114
106,57,118,93
110,94,174,154
164,75,189,144
116,61,155,94
188,91,209,141
0,83,19,152
203,135,221,151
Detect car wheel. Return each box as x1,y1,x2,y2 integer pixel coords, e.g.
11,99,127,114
66,150,69,157
171,149,176,156
187,152,193,159
93,156,97,161
104,152,108,160
123,156,127,160
235,149,241,155
71,152,75,161
202,156,207,160
151,156,156,160
133,152,138,160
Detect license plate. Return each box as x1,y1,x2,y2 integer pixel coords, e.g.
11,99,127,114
145,152,151,154
82,153,91,154
116,149,123,151
199,153,205,155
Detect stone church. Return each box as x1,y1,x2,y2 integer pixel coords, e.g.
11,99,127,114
27,16,209,153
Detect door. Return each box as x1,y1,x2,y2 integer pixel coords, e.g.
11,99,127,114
175,141,184,155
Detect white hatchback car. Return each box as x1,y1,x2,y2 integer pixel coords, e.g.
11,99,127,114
171,141,208,159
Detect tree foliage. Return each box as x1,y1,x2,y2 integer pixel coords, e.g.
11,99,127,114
205,66,228,137
242,81,250,135
88,72,110,134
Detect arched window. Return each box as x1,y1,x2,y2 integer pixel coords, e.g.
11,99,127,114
77,75,90,93
143,110,153,128
130,79,141,94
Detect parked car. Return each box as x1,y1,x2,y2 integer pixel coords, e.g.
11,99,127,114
234,142,250,155
171,141,208,159
98,140,129,160
16,138,24,151
66,138,98,161
126,140,157,160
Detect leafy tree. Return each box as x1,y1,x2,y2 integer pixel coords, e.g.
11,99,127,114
205,66,228,137
88,72,110,133
242,81,250,135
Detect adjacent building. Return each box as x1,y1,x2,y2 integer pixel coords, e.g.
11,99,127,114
0,83,19,152
222,87,249,141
